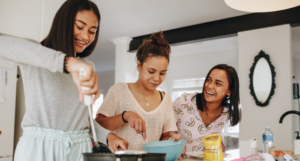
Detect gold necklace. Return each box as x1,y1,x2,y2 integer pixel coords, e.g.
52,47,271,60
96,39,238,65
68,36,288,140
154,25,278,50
134,83,150,106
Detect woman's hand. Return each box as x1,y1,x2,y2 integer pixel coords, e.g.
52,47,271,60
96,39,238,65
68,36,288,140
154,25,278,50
66,57,100,104
123,111,146,140
168,133,181,141
107,133,129,152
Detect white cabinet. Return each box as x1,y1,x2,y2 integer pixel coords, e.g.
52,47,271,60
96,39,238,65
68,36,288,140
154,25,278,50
0,65,17,159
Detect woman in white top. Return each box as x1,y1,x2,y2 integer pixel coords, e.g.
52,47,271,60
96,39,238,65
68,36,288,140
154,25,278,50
96,31,181,150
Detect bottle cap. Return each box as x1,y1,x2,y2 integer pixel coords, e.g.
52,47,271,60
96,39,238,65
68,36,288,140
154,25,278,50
265,126,270,129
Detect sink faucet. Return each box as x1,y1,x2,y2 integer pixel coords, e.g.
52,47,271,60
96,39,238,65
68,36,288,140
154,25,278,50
279,110,300,123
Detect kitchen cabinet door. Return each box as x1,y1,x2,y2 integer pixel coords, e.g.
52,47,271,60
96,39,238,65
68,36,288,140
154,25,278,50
0,65,17,158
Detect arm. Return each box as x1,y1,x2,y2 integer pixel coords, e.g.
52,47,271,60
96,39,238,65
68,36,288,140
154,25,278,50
96,111,147,140
160,131,181,141
0,35,65,73
95,85,147,139
93,119,129,152
160,132,171,141
95,113,125,131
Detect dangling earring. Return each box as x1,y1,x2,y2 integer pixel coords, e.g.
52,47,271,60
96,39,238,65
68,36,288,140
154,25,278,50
227,95,230,99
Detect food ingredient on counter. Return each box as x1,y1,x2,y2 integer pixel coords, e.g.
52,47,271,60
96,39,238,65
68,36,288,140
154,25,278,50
269,150,293,157
202,133,224,161
269,151,276,157
284,151,293,155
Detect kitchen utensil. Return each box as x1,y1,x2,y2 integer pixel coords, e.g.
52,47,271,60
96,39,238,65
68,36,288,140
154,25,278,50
115,150,146,161
140,132,150,145
115,150,147,155
142,139,186,161
80,67,101,152
243,154,263,161
142,153,166,161
83,153,166,161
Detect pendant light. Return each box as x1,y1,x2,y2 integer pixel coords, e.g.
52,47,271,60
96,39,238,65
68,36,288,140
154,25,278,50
225,0,300,13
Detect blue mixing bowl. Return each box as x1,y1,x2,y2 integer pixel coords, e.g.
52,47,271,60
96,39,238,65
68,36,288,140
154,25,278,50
142,140,186,161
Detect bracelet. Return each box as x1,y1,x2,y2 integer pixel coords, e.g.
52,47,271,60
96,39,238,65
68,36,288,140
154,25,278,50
63,56,70,74
122,111,128,123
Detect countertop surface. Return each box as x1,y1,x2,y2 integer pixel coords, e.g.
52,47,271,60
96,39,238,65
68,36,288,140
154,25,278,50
180,149,240,161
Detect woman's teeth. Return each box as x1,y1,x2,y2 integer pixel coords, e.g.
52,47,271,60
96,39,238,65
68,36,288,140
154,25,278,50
206,91,215,96
77,40,86,45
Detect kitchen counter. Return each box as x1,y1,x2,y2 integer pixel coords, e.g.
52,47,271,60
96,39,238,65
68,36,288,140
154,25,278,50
180,149,240,161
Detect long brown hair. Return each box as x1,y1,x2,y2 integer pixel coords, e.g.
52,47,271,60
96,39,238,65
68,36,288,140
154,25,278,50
136,31,171,65
41,0,100,58
196,64,241,126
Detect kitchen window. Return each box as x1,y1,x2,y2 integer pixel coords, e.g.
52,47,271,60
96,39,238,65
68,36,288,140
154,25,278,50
222,121,239,137
172,78,205,101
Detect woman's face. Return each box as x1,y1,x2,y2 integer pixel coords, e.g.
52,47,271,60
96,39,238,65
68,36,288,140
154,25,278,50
137,56,168,91
74,10,98,54
204,69,231,104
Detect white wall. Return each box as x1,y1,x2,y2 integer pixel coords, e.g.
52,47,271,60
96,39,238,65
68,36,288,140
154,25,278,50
97,71,115,97
238,24,293,151
293,58,300,137
167,49,238,95
0,0,43,41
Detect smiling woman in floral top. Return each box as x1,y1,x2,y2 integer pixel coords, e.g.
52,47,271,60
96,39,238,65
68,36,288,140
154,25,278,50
173,64,241,158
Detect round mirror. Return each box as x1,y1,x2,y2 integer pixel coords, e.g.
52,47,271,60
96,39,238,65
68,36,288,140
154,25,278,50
253,58,272,104
249,50,276,107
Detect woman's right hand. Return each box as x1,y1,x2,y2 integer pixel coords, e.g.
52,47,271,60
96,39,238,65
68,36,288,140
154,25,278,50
66,57,100,104
107,133,129,152
123,111,146,140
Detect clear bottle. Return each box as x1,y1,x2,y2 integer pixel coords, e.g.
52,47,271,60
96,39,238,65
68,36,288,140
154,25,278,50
262,126,274,153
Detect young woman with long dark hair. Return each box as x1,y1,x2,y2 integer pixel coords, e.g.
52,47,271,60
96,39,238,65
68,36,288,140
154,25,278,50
173,64,241,158
96,31,181,150
0,0,127,160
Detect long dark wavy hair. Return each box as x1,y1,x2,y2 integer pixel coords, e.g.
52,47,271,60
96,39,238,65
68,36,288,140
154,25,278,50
41,0,100,57
196,64,241,126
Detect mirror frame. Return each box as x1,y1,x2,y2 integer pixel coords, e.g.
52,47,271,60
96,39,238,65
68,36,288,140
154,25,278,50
249,50,276,107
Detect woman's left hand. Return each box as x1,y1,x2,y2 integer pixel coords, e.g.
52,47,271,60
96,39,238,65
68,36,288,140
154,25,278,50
107,133,129,152
168,133,181,141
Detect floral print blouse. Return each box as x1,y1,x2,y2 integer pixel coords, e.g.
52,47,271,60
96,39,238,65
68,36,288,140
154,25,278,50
173,93,229,152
